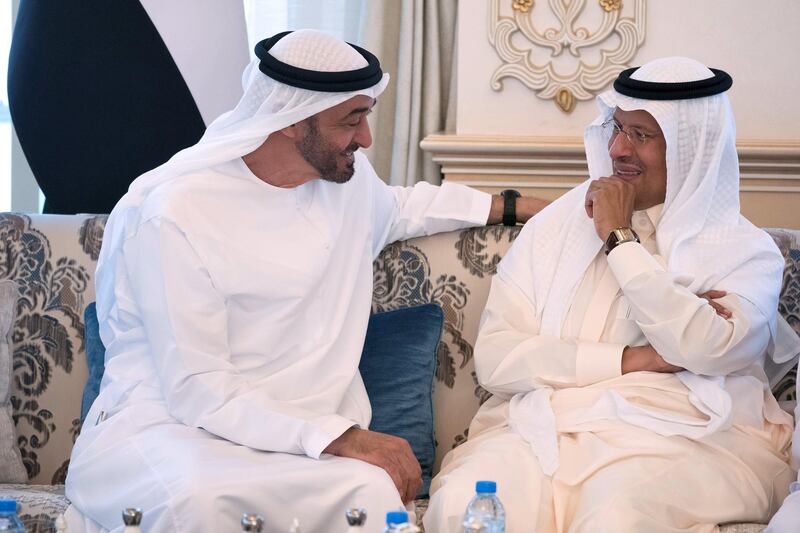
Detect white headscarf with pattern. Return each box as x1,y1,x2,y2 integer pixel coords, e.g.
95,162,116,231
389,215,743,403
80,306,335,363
504,57,783,349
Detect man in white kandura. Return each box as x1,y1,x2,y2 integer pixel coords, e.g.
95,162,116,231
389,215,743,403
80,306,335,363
425,56,800,532
63,30,547,533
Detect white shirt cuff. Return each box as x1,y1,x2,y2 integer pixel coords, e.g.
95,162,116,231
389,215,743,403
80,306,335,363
469,189,493,225
302,416,357,459
606,241,665,289
440,182,493,224
576,341,625,386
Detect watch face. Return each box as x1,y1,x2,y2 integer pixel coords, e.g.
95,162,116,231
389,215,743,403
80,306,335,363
616,228,635,241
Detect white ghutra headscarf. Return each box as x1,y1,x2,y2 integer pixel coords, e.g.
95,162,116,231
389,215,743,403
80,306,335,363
96,30,389,318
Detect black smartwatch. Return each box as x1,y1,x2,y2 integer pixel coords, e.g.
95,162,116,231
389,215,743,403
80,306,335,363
500,189,521,226
605,227,640,255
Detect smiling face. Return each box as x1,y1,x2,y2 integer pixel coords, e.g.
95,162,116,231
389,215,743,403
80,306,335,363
608,108,668,210
294,95,375,184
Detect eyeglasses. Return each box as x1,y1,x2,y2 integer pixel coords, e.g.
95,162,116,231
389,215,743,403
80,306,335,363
601,119,661,147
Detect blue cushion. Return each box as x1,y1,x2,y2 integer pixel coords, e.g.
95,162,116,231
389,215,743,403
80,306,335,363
359,303,442,498
80,302,443,497
80,302,105,424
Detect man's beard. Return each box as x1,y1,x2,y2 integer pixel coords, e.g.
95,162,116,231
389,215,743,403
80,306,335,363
296,118,357,184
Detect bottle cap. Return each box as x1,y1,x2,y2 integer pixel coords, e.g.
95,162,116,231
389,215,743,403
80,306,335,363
0,500,17,512
345,508,367,526
122,508,142,526
386,511,408,525
475,480,496,494
241,513,264,532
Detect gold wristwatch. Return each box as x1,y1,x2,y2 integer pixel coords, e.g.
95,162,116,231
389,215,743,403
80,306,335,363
604,227,640,255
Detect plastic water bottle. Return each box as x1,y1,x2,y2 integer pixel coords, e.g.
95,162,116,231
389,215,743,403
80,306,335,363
382,511,407,532
463,481,505,533
382,511,422,532
0,500,26,533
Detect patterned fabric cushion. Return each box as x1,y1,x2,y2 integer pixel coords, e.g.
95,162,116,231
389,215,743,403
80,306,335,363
0,280,27,483
1,213,106,484
0,484,68,533
718,526,766,533
766,228,800,406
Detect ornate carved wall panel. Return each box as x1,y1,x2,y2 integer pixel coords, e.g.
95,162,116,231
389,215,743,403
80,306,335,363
488,0,646,112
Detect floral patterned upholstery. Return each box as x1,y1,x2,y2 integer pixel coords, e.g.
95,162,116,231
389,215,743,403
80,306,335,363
0,214,105,486
0,484,68,533
0,213,796,533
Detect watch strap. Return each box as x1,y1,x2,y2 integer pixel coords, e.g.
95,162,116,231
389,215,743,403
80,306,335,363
500,189,521,226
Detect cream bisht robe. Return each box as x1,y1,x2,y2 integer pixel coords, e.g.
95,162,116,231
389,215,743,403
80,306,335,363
425,57,798,533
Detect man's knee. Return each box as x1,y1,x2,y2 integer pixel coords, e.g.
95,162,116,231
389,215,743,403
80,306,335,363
337,459,405,516
167,486,236,532
571,497,695,533
425,470,483,533
570,503,648,533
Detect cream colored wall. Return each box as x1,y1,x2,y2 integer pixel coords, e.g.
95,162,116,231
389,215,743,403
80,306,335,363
427,0,800,228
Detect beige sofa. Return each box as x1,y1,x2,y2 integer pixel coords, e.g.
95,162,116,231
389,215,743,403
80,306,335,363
0,213,797,532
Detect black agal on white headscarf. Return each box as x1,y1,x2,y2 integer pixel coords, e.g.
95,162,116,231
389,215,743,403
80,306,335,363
255,31,383,92
614,66,732,100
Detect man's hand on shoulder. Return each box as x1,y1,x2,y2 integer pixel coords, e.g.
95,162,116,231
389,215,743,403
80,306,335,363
323,427,422,504
621,345,683,374
584,176,637,240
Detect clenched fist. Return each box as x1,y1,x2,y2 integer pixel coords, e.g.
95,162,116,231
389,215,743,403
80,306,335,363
584,176,637,240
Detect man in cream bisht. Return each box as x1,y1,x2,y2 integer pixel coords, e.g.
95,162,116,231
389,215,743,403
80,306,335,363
425,56,798,532
63,30,545,533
